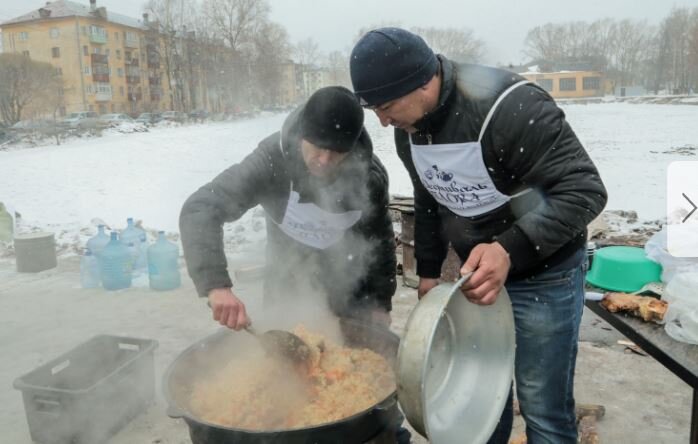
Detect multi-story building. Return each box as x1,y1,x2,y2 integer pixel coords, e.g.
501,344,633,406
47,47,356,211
301,66,333,99
0,0,172,116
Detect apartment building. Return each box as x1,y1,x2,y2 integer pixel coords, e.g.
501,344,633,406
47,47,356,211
0,0,171,116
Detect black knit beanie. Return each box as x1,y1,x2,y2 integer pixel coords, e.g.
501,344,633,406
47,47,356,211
300,86,364,153
350,27,438,107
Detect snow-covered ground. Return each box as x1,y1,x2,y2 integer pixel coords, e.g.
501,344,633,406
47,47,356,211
2,103,698,256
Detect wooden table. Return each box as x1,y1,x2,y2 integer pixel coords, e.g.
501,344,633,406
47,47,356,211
585,300,698,442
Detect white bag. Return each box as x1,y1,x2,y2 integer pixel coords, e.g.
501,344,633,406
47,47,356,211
663,272,698,344
645,229,698,344
645,227,698,282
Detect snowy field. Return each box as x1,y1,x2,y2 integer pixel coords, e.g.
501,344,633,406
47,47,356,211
2,103,698,255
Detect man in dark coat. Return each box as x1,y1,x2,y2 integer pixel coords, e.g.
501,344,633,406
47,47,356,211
350,28,608,443
180,86,397,330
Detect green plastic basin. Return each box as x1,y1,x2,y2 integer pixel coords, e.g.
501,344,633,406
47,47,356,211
586,246,662,292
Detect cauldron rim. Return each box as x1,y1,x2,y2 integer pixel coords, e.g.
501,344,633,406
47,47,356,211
162,317,400,439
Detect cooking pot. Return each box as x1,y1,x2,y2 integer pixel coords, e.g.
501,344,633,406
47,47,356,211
397,274,516,443
163,317,401,444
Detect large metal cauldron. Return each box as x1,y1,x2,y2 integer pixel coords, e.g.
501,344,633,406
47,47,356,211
163,318,401,444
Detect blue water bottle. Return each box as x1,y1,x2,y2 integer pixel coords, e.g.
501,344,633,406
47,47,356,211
80,249,100,288
100,232,132,290
121,218,141,248
86,224,110,257
147,231,181,291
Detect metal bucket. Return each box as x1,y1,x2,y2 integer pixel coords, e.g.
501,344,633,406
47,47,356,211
14,232,57,273
397,274,515,443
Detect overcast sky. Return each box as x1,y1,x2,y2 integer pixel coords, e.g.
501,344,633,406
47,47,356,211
2,0,698,64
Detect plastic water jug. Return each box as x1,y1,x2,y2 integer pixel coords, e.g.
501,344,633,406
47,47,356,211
80,249,100,288
121,218,143,248
100,232,132,291
0,202,13,242
135,234,148,275
147,231,181,291
86,225,110,257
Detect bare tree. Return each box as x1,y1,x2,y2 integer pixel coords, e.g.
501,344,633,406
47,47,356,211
201,0,271,108
202,0,269,52
324,50,351,87
411,26,484,63
250,21,290,106
145,0,198,111
656,8,692,94
610,20,651,88
0,54,62,126
293,38,320,67
524,23,569,62
689,8,698,92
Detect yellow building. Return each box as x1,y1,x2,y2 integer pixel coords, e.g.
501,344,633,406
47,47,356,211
521,70,606,99
0,0,171,117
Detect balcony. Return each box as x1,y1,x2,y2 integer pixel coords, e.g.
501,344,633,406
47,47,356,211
96,91,112,101
125,58,139,67
91,53,108,64
92,73,110,83
128,92,143,102
126,76,140,85
90,32,107,44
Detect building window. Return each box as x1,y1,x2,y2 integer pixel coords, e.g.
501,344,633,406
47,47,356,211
83,45,88,56
22,50,30,57
116,49,121,59
84,66,91,75
18,32,29,41
55,67,63,75
93,47,100,54
583,77,601,91
50,28,60,39
52,47,60,58
90,25,106,39
559,78,577,91
537,78,553,92
117,68,124,77
86,85,92,94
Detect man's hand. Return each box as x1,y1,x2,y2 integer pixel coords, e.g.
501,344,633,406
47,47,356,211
460,242,511,305
207,288,250,330
417,277,440,300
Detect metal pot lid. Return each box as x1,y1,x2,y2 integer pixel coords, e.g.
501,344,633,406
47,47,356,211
397,273,516,444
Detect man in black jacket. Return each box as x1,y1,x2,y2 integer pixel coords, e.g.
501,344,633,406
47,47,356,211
350,28,607,443
179,86,397,331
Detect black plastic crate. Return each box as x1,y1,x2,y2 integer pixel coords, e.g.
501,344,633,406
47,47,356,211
13,335,158,444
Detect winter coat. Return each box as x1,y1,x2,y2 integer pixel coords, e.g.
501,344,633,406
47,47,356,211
396,56,608,279
180,107,396,316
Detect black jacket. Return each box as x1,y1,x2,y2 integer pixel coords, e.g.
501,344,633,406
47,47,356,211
180,107,396,315
396,56,608,279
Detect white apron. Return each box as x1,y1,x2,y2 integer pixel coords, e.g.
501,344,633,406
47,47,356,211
410,80,531,217
274,182,362,249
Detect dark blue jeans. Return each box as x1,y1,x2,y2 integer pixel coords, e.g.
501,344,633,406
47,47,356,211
487,248,587,444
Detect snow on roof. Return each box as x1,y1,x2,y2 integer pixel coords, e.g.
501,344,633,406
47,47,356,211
1,0,144,29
